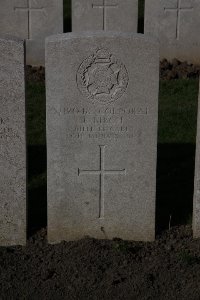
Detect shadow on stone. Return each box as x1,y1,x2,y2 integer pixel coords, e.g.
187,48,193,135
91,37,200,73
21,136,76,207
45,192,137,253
138,0,144,33
64,0,72,32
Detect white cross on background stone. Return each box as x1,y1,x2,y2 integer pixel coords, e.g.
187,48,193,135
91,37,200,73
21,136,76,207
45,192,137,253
78,145,126,219
14,0,45,39
164,0,193,40
92,0,118,30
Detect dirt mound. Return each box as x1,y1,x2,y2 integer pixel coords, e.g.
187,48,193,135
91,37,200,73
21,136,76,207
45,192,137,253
1,225,200,299
26,65,45,83
160,59,200,80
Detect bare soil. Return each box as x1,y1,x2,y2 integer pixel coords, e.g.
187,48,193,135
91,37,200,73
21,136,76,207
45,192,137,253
160,59,200,80
0,226,200,299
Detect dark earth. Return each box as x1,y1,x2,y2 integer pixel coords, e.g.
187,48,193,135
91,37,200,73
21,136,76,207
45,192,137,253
1,226,200,299
1,60,200,299
160,59,200,80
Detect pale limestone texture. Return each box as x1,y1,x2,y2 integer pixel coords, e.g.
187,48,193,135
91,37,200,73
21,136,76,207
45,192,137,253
72,0,138,32
193,81,200,238
145,0,200,64
0,36,26,246
46,32,159,243
0,0,63,66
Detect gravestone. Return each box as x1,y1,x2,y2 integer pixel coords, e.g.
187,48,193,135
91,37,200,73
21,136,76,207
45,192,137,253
0,36,26,246
193,81,200,238
0,0,63,65
145,0,200,64
72,0,138,32
46,32,159,243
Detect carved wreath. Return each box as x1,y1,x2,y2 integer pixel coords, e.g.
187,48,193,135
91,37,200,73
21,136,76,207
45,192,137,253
76,48,129,104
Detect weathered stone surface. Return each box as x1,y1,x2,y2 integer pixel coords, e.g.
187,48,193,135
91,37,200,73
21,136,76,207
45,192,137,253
0,0,63,66
72,0,138,32
46,32,159,243
0,36,26,246
145,0,200,64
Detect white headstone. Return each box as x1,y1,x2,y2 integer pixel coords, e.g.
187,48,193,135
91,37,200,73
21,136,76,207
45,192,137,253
72,0,138,32
0,0,63,66
46,32,159,243
0,36,26,246
145,0,200,64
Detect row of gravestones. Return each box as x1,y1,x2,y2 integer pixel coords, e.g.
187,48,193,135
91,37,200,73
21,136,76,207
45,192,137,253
0,0,200,246
0,0,200,65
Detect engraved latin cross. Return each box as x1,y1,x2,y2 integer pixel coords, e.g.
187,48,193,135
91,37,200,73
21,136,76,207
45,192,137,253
164,0,193,40
92,0,118,30
14,0,45,39
78,145,126,219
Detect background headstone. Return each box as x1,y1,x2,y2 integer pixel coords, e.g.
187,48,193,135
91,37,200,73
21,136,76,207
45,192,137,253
0,0,63,66
46,32,159,243
145,0,200,64
72,0,138,32
0,36,26,246
193,81,200,238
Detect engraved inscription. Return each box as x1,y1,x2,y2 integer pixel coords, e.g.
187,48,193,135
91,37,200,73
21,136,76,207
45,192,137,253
164,0,193,40
76,48,129,104
50,106,149,139
14,0,46,39
78,145,126,218
92,0,118,30
52,107,148,116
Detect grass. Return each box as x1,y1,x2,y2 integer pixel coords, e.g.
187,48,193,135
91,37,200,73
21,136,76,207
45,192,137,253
159,79,199,144
157,79,198,231
26,82,46,146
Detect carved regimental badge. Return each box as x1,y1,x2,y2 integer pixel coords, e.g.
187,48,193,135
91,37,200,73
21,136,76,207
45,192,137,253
76,48,129,104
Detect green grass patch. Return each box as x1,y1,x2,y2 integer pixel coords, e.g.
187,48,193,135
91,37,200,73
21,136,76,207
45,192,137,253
28,171,47,190
26,82,46,146
26,82,46,195
158,79,199,144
